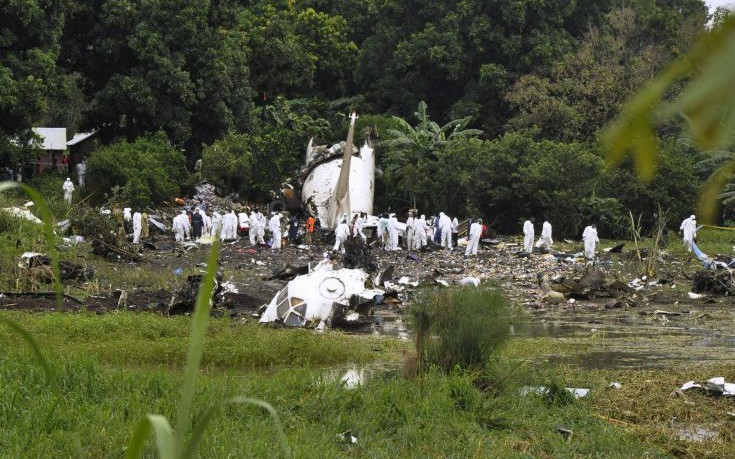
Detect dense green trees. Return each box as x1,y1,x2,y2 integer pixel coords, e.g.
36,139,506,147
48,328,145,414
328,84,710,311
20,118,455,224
85,133,189,207
0,0,717,231
0,0,65,164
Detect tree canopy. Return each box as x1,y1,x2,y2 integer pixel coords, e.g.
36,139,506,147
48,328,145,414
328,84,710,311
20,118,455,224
0,0,721,232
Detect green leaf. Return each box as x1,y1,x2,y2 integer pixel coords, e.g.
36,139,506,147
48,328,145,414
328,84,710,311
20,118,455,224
126,414,175,459
180,397,290,459
603,14,735,180
698,159,735,224
173,239,221,453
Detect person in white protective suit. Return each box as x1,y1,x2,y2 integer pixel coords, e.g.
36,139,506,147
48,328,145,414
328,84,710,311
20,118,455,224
377,214,390,250
173,211,191,242
535,221,553,250
388,213,399,250
249,209,261,245
414,215,428,249
405,212,415,250
451,216,459,245
353,212,366,242
582,224,599,261
439,212,453,250
268,213,282,250
256,210,267,243
210,211,222,238
200,209,212,237
334,218,350,253
132,211,142,244
221,210,238,240
523,219,535,253
238,211,249,238
465,219,483,256
75,160,86,188
679,215,697,252
123,207,132,222
63,178,75,205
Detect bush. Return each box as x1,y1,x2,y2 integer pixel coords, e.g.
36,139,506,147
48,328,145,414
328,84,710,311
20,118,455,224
201,131,303,202
433,134,602,236
85,132,189,208
410,287,511,373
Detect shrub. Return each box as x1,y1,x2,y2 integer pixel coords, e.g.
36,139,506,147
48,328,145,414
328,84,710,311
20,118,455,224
410,287,511,373
201,131,303,202
85,132,189,208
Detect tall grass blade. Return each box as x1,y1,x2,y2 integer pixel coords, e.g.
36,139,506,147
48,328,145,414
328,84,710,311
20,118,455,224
173,239,220,453
126,414,175,459
180,397,290,459
0,181,62,305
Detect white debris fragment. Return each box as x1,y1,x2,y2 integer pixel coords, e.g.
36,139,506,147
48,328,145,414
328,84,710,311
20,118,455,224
520,386,589,398
608,382,622,390
220,281,239,294
397,276,419,287
18,252,45,269
340,369,363,390
260,268,383,326
1,207,42,224
458,276,481,287
680,377,735,396
687,292,705,300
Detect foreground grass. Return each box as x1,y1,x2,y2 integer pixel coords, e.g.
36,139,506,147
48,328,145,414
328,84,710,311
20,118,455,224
0,347,662,458
0,311,405,370
5,310,735,457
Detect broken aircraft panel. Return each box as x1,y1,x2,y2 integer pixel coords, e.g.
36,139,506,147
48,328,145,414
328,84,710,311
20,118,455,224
301,142,375,229
259,268,383,327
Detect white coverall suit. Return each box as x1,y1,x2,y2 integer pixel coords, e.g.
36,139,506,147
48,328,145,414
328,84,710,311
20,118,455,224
582,225,599,260
334,221,350,253
523,220,535,253
439,213,453,250
535,221,553,249
132,212,142,244
269,214,282,250
680,215,697,252
465,221,483,256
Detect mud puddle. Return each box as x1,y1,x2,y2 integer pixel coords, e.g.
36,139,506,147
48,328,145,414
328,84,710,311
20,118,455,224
520,299,735,369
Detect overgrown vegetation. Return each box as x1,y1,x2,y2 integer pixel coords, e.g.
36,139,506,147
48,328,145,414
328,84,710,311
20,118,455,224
85,133,189,207
411,287,514,373
2,1,725,233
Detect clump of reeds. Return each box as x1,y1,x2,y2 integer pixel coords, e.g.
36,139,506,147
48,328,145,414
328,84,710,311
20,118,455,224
409,287,511,373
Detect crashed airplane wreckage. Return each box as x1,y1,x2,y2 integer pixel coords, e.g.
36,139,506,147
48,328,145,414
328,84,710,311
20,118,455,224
280,112,375,229
259,268,386,328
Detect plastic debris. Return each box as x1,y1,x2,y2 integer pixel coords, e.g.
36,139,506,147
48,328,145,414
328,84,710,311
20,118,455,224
679,377,735,396
340,369,364,390
555,425,573,442
1,207,42,224
458,276,481,287
521,386,589,398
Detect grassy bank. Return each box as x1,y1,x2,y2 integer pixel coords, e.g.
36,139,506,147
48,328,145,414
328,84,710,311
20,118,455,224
0,311,404,370
3,310,735,457
0,345,662,458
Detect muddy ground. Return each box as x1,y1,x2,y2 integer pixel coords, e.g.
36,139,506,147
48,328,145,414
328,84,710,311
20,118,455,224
3,235,735,369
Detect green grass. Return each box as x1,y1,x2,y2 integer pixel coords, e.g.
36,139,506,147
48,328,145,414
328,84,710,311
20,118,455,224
0,348,667,458
0,311,406,370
